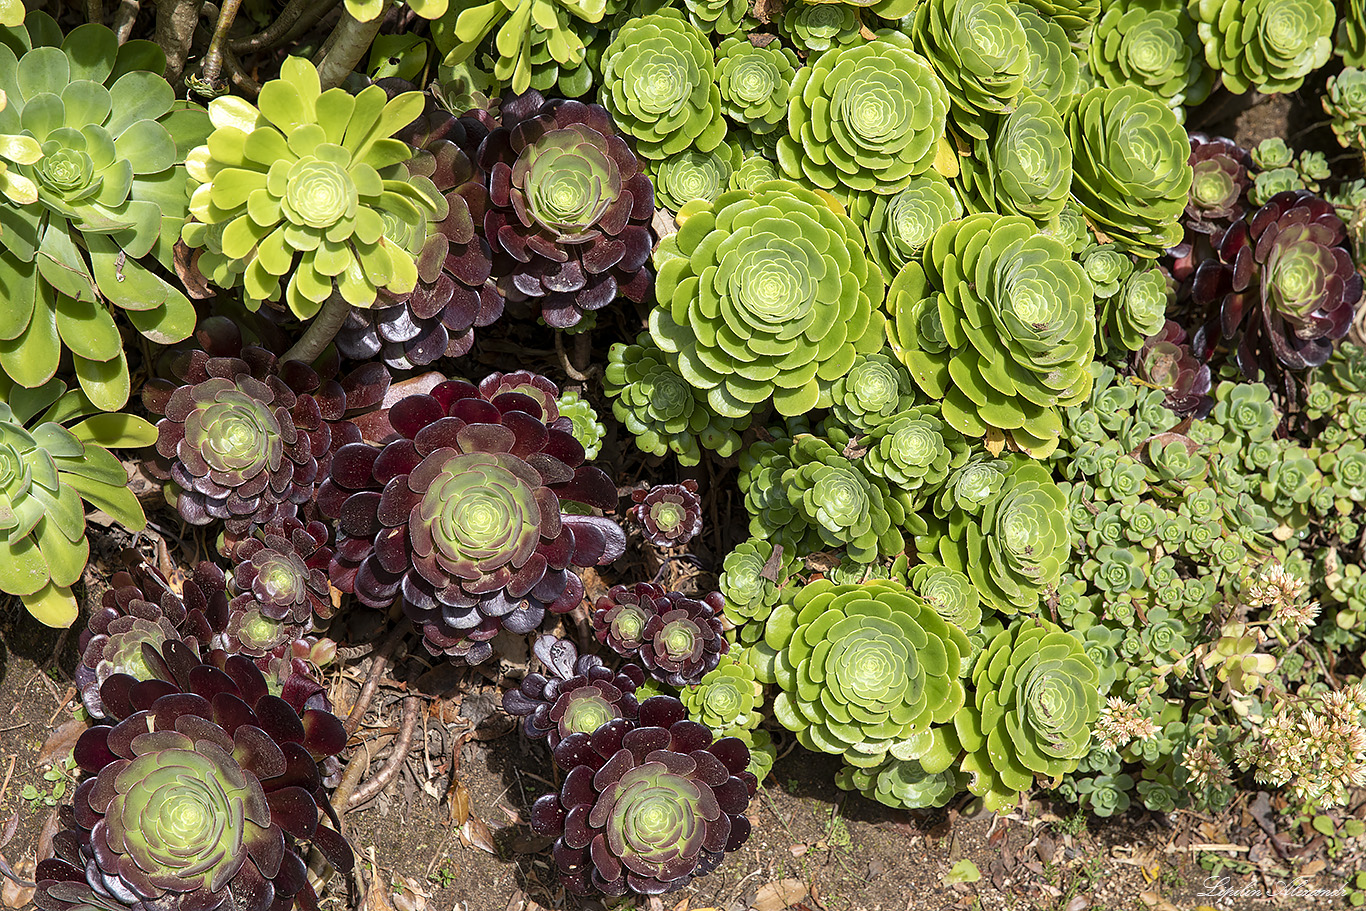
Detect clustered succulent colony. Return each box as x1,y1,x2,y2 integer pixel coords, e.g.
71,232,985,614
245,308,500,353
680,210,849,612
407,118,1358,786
5,0,1366,903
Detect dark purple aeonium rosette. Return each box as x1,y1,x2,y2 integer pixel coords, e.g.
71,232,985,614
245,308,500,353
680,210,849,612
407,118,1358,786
77,561,228,720
593,583,728,687
1134,320,1214,418
504,635,645,747
338,83,504,370
319,372,625,665
531,695,757,897
479,90,654,329
142,318,389,536
39,640,352,911
1193,190,1363,378
630,480,703,548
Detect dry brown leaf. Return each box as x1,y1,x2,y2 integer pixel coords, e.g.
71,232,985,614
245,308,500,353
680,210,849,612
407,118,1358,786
449,781,471,826
36,807,60,864
37,719,87,768
1064,897,1090,911
0,855,33,909
460,816,497,855
1301,859,1327,877
754,879,808,911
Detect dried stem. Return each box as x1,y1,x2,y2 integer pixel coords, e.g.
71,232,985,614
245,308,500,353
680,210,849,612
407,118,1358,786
154,0,205,85
346,695,420,809
312,8,386,91
223,47,262,97
281,291,354,365
343,624,408,739
87,0,103,23
230,0,340,52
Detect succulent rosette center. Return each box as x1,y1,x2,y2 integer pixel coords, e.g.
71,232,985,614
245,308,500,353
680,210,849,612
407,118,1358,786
651,502,685,533
657,616,702,662
1191,163,1236,209
516,126,623,235
36,147,98,199
415,452,544,577
559,691,617,735
184,387,284,479
282,155,360,229
1265,229,1336,328
595,761,718,880
103,739,265,894
0,442,30,492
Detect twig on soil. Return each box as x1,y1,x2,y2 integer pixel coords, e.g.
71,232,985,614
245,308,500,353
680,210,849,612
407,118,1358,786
0,754,16,809
346,694,421,809
344,625,409,739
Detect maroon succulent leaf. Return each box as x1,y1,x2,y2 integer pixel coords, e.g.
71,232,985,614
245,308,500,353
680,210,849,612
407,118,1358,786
503,636,647,747
1133,320,1214,418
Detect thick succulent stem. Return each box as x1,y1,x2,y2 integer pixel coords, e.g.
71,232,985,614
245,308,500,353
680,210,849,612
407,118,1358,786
342,624,408,739
345,695,420,809
197,0,243,93
281,291,354,365
312,8,385,90
230,0,341,53
114,0,142,41
154,0,205,84
87,0,103,23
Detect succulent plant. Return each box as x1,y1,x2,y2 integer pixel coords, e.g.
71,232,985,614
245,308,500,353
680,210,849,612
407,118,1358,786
826,351,920,434
765,579,970,767
319,372,624,664
142,321,385,535
76,561,226,718
1133,321,1214,417
836,755,966,809
1098,265,1170,355
557,389,606,459
223,517,334,657
631,480,703,548
855,173,963,282
1089,0,1212,116
1018,6,1082,109
777,36,948,195
1325,68,1366,150
862,405,972,504
1189,0,1333,94
530,695,756,896
909,0,1029,141
652,142,741,212
1340,0,1366,65
593,582,728,686
784,434,906,563
184,56,444,317
0,375,152,626
336,89,502,370
718,538,797,639
1183,133,1252,240
1067,85,1192,257
681,652,764,732
598,11,726,160
433,0,608,95
887,213,1095,457
715,37,798,134
478,91,654,328
504,635,646,746
1192,190,1362,375
50,640,351,911
605,334,752,465
1020,0,1101,44
650,180,885,418
924,457,1071,615
957,617,1101,811
908,563,983,631
781,3,860,53
0,14,210,411
953,94,1072,226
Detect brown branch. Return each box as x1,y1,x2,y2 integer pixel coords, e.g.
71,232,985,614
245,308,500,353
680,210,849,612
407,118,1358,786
230,0,340,52
154,0,206,84
312,7,386,91
281,290,354,365
343,624,408,739
113,0,141,42
346,695,420,809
